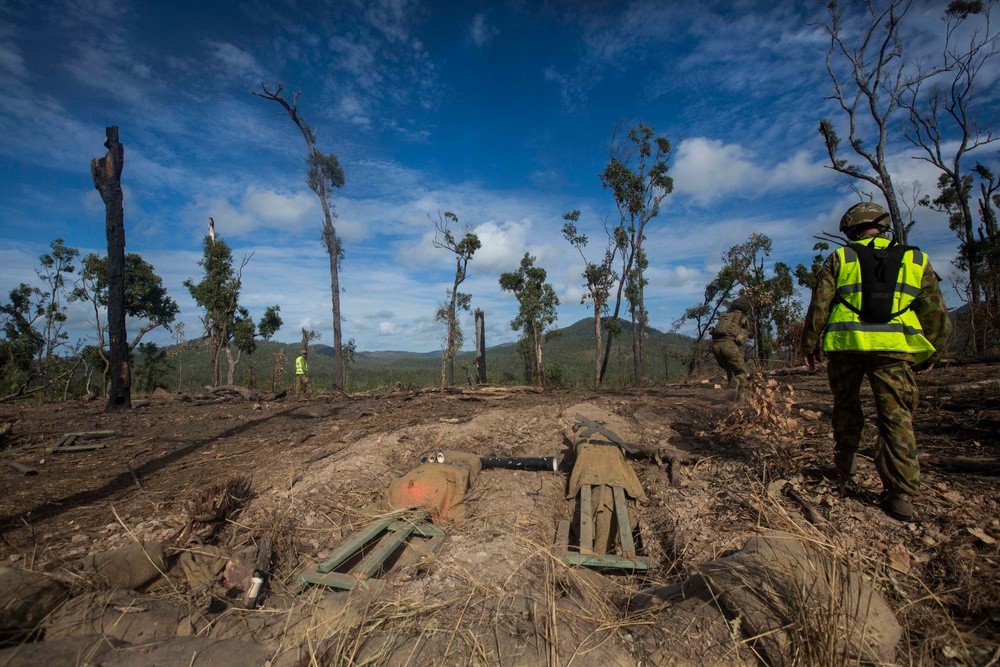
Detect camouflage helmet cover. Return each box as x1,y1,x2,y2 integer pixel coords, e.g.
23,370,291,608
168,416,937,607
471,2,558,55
839,202,890,234
730,296,751,313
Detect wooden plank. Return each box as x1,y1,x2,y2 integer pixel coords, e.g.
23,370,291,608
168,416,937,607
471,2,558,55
295,569,378,592
420,533,444,553
387,515,441,537
0,448,24,458
47,443,106,454
559,552,651,571
315,516,395,574
556,519,570,555
355,522,417,579
52,435,75,449
612,486,636,558
65,430,115,439
579,484,594,555
6,461,37,476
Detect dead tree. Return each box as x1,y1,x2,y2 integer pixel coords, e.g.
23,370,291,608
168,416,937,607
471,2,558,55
474,308,486,384
254,83,347,390
816,0,945,243
91,126,130,412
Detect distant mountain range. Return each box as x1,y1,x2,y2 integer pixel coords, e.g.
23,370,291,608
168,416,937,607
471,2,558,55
167,317,695,392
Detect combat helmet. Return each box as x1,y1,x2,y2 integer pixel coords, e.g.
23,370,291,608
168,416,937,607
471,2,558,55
731,296,751,312
839,202,890,236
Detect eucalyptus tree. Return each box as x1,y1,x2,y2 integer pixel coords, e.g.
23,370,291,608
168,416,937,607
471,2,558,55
255,83,347,389
185,229,278,388
433,211,481,386
185,234,245,387
672,264,738,379
562,209,619,387
72,253,179,370
499,254,559,387
600,122,673,385
36,238,79,368
0,284,45,393
230,305,282,387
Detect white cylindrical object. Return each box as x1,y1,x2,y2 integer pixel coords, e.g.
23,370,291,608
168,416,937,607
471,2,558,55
248,576,263,599
246,575,264,609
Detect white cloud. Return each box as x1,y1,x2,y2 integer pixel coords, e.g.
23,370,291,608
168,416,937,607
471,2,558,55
207,41,261,78
672,137,830,205
470,219,533,272
378,321,403,335
468,12,498,47
243,186,317,229
0,27,26,78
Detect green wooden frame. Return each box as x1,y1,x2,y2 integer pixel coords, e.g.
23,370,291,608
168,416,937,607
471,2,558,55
556,484,649,571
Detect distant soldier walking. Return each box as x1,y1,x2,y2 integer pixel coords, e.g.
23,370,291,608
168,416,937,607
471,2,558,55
801,202,951,521
294,349,311,397
711,296,752,395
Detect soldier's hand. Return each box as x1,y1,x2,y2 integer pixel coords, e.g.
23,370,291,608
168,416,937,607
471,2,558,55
805,354,816,372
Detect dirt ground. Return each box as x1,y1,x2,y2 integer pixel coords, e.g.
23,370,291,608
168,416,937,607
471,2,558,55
0,362,998,665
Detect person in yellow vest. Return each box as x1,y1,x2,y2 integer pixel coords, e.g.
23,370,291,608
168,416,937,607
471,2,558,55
800,202,952,521
294,349,310,397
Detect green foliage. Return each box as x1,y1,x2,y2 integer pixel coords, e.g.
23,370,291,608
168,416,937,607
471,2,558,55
433,211,480,385
795,242,830,290
499,253,560,386
257,306,283,342
183,235,279,385
599,122,673,385
677,233,806,369
0,283,45,390
946,0,985,19
72,252,179,350
543,363,563,387
36,238,79,362
133,342,169,393
307,150,345,195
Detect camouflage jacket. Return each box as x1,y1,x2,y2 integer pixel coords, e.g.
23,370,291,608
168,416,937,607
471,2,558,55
800,240,953,363
712,310,750,345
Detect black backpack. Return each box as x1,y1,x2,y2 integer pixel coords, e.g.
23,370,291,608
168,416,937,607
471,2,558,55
836,238,918,324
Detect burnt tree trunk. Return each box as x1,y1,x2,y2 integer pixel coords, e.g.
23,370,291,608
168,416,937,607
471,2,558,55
474,308,486,384
91,126,130,412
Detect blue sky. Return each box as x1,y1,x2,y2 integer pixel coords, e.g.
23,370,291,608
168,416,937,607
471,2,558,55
1,0,997,353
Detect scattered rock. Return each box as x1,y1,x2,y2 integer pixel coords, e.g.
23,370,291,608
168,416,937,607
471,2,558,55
0,567,68,642
75,541,167,591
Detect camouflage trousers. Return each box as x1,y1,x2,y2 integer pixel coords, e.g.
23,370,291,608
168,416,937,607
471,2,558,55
294,373,311,396
827,352,919,496
711,339,748,389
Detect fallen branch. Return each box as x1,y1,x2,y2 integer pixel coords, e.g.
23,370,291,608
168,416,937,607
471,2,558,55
0,359,84,403
930,379,1000,394
922,455,1000,476
126,463,143,489
784,486,827,526
206,385,260,401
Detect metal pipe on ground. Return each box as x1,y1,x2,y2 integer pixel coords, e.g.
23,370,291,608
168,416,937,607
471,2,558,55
479,456,558,472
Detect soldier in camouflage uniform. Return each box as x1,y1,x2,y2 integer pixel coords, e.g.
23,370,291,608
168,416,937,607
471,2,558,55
801,202,951,521
711,296,752,395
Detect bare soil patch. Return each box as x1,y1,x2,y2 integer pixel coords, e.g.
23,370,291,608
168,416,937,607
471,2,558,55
0,364,997,665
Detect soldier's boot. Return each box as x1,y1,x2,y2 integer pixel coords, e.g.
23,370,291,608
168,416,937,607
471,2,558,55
834,450,857,478
881,491,914,522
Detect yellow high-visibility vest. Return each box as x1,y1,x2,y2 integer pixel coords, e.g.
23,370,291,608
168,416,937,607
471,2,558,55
296,355,308,375
823,236,936,364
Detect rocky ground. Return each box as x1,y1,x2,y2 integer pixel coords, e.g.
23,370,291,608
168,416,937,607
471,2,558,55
0,362,997,666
